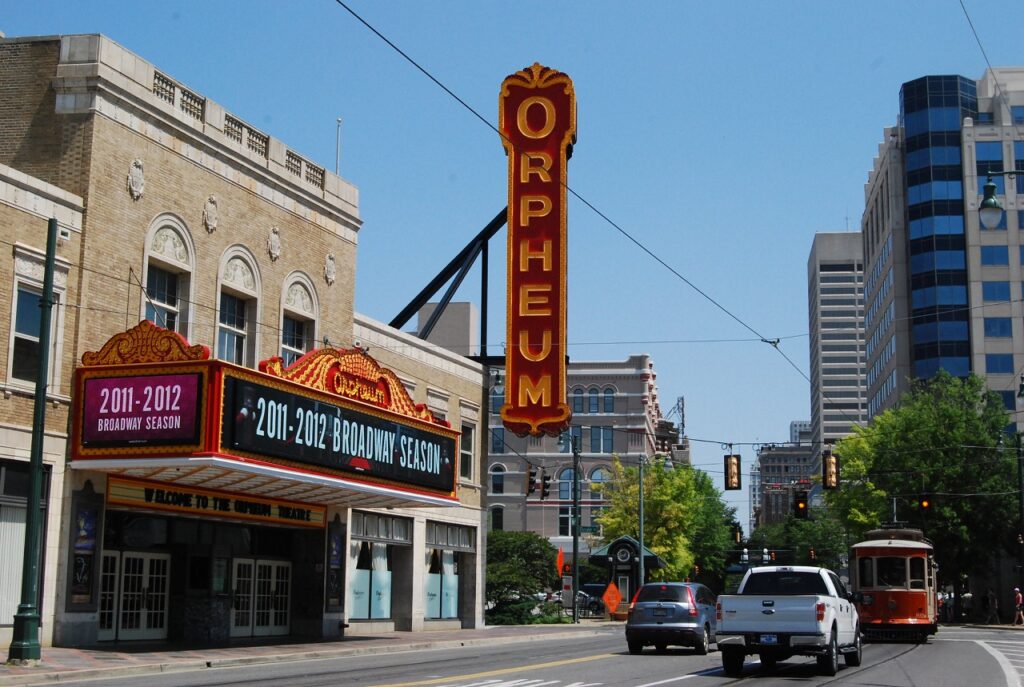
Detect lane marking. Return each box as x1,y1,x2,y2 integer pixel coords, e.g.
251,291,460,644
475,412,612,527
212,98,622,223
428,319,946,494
368,653,616,687
634,666,724,687
976,640,1022,687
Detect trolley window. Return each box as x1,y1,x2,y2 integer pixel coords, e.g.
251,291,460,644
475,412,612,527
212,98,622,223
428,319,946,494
876,557,907,588
909,557,925,589
858,557,874,588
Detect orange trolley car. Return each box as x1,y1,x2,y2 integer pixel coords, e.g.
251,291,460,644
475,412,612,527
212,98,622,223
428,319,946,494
850,527,938,641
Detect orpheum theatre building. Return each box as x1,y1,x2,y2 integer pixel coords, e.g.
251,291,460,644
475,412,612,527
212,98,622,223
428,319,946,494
0,34,484,648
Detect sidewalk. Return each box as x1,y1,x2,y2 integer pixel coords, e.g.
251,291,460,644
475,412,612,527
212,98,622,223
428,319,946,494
1,620,620,685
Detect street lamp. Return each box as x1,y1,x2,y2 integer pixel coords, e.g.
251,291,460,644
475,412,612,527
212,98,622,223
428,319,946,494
978,171,1018,230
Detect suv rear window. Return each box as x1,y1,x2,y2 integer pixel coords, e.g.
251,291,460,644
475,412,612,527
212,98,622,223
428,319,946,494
740,571,828,596
637,584,688,602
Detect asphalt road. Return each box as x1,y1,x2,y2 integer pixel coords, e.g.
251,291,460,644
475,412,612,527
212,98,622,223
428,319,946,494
36,625,1024,687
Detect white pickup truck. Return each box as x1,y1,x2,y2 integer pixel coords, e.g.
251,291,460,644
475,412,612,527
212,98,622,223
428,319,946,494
715,565,862,677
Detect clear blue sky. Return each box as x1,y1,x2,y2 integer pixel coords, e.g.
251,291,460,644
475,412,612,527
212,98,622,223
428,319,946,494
4,1,1018,524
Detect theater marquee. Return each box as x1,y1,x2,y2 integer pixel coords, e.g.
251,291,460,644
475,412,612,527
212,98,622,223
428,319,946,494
499,63,576,437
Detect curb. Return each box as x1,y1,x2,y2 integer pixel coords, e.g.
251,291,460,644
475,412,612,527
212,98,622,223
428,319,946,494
3,627,616,685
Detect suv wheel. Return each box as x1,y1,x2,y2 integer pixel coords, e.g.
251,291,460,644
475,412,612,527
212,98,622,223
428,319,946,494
627,639,643,655
694,625,709,655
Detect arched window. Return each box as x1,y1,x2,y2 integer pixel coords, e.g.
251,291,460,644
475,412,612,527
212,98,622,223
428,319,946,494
588,388,599,413
217,247,261,366
558,467,575,500
142,214,194,338
572,388,584,413
490,464,506,494
281,273,318,366
603,387,615,413
590,466,610,500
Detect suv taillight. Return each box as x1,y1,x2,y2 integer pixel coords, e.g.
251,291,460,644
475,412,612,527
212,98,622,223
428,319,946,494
687,586,698,616
816,601,826,622
716,601,722,621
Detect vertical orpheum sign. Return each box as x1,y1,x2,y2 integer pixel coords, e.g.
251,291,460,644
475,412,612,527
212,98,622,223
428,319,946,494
499,63,576,437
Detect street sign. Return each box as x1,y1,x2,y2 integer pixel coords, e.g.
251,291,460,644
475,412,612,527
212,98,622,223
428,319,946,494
580,525,599,534
602,581,622,614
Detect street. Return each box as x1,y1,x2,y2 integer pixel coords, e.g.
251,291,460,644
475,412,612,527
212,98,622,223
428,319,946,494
32,625,1024,687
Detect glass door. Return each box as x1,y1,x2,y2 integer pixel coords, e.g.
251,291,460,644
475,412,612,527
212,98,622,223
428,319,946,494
99,551,169,641
233,558,291,637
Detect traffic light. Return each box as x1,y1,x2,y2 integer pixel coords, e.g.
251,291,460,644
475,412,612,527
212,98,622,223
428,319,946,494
769,550,777,561
919,497,932,512
794,491,809,519
540,469,552,499
527,466,538,495
733,526,742,544
693,563,701,575
809,547,816,560
822,449,839,489
724,454,742,490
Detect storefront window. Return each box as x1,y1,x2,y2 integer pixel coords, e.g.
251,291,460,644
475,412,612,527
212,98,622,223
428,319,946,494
349,541,392,619
424,521,475,620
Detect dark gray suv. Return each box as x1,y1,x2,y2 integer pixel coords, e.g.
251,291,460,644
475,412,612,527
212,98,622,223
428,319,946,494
625,582,717,655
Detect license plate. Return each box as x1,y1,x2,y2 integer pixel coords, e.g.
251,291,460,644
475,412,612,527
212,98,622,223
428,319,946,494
759,634,778,645
653,609,668,617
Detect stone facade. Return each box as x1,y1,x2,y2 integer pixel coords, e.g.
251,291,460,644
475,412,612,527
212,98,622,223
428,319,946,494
0,33,485,648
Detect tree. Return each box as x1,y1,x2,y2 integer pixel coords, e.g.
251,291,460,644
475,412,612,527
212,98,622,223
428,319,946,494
598,457,734,581
485,530,559,615
749,513,848,571
825,371,1016,581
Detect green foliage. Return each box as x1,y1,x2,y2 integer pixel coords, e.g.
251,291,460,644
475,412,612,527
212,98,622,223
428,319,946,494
749,513,848,570
485,530,559,613
824,371,1016,580
597,457,735,582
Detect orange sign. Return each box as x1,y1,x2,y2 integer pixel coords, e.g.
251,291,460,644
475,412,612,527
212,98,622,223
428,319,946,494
602,581,622,614
499,63,576,437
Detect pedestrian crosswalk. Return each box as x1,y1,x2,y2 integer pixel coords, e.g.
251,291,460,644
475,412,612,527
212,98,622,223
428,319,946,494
983,640,1024,687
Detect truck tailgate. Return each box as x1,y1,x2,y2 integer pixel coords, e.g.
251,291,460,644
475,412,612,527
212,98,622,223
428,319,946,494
720,595,821,634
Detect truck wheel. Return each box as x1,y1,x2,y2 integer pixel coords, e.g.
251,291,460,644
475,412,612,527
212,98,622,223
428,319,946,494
817,630,839,676
694,625,709,655
722,647,744,677
845,629,863,667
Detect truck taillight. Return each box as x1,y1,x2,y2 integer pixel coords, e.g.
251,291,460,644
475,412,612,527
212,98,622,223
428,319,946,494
716,602,722,621
687,586,698,616
816,601,826,622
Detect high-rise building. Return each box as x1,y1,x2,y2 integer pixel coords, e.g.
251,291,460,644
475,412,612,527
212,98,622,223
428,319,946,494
808,234,866,444
863,69,1024,420
807,234,866,485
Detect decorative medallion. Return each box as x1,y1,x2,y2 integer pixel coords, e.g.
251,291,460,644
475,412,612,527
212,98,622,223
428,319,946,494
260,347,447,427
267,227,282,261
202,195,218,233
126,159,145,201
324,253,336,286
82,320,210,366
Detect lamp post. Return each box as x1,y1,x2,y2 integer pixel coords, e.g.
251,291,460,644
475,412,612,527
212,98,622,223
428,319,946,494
638,457,645,588
980,172,1024,590
8,218,58,662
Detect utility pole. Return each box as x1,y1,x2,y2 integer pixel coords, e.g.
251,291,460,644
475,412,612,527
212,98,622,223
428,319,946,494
571,435,580,623
8,217,58,663
335,117,342,175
